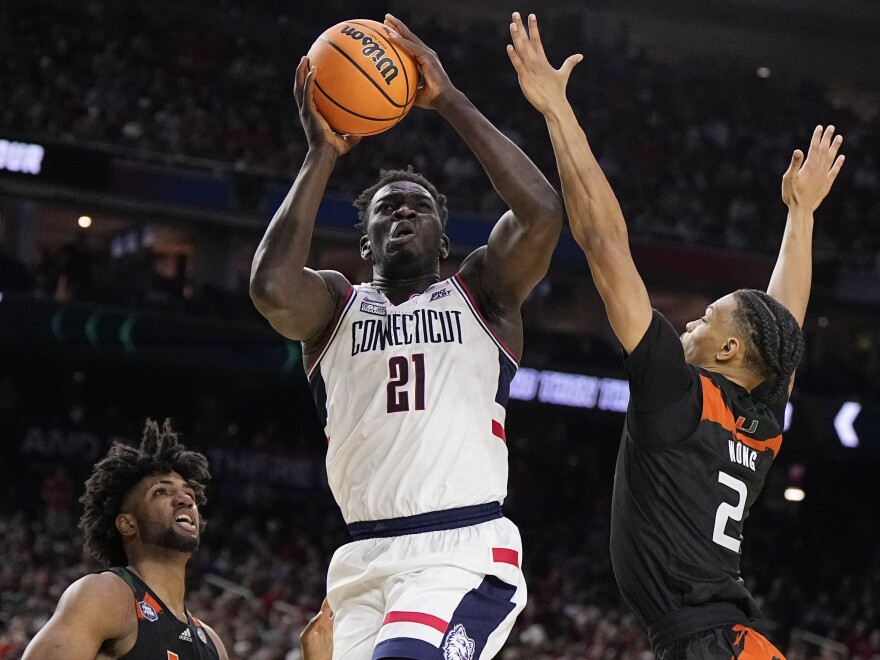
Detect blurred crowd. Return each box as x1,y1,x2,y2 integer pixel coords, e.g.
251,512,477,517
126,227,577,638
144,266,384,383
2,464,879,660
1,0,879,264
0,364,879,660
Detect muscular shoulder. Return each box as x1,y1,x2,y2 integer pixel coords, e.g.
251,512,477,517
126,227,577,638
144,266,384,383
315,270,353,298
61,572,135,612
23,572,135,659
59,572,135,632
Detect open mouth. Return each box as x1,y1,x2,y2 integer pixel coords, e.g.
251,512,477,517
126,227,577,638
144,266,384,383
390,221,415,245
174,512,197,533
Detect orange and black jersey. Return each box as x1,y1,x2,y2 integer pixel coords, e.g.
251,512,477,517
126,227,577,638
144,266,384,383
107,567,220,660
610,311,786,650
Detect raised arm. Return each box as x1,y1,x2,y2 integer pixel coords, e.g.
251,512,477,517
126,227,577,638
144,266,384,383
507,13,651,352
249,57,360,343
23,573,133,660
767,125,844,326
384,14,562,309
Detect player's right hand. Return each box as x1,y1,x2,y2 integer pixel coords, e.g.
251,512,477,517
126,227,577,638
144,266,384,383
781,124,844,212
294,57,361,155
506,13,582,115
300,599,333,660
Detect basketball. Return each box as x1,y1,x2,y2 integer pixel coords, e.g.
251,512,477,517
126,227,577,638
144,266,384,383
306,19,420,136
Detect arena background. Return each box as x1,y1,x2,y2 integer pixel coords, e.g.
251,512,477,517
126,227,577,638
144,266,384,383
1,0,879,657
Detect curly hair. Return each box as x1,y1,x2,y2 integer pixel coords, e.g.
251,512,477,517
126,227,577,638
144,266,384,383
353,166,449,234
732,289,805,403
79,419,210,567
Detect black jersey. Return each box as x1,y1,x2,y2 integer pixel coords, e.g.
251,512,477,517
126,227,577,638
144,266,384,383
610,311,786,650
107,567,220,660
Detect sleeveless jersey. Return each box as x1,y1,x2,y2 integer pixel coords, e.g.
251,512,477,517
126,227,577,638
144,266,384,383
610,312,786,648
306,274,518,523
107,567,220,660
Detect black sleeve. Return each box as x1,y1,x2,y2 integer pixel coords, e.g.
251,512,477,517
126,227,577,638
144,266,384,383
624,310,702,449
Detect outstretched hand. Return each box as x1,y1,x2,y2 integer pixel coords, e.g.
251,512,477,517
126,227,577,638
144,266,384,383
782,124,845,212
506,13,582,115
293,57,361,155
300,599,333,660
383,14,453,109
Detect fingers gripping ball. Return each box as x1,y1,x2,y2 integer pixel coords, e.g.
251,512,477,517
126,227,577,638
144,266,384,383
307,19,420,136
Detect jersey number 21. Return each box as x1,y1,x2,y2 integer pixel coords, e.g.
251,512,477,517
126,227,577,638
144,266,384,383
387,354,426,413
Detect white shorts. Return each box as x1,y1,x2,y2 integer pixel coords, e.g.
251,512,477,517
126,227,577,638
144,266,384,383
326,515,526,660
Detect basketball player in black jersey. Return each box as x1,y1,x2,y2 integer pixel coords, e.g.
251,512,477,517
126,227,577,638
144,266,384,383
23,419,335,660
507,13,845,659
23,419,228,660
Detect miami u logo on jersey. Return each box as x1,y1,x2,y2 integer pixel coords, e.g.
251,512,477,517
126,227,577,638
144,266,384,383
735,416,758,433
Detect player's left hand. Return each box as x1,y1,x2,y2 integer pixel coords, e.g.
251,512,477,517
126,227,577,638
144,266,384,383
300,599,333,660
782,124,845,212
506,13,582,115
383,14,453,109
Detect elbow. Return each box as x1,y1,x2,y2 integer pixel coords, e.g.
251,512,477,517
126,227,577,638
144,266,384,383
526,191,565,237
539,189,565,229
249,271,285,316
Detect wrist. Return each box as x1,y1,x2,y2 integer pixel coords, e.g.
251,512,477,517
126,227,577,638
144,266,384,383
432,87,467,114
307,142,339,160
786,206,814,221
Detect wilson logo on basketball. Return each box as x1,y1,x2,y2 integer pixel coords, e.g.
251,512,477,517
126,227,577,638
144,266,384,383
339,26,399,84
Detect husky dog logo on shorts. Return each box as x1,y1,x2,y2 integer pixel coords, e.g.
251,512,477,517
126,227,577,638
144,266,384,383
443,623,475,660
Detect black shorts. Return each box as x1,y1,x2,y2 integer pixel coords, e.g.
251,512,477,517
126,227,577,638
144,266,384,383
655,624,786,660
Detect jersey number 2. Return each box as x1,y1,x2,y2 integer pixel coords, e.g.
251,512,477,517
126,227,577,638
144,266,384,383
387,354,426,413
712,471,747,552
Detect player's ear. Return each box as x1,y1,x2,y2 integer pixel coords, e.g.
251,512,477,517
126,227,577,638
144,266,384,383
360,235,373,262
439,234,450,260
716,336,740,362
116,513,137,539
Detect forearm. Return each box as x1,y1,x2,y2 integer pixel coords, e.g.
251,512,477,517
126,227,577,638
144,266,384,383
543,104,628,251
434,89,559,221
767,207,814,326
542,102,652,351
250,145,337,306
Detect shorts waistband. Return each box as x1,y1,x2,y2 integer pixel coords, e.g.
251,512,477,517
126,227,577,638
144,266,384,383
347,502,503,540
649,602,749,649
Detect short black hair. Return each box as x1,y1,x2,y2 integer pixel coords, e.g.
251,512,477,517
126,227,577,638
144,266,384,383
79,419,210,567
353,166,449,234
732,289,805,403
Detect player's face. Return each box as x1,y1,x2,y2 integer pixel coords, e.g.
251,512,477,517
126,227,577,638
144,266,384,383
130,471,201,555
681,294,739,366
362,181,448,274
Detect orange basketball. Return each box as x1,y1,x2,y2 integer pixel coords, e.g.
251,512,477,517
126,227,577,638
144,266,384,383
306,19,420,136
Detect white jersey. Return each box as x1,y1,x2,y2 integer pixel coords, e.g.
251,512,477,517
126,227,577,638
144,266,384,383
306,274,518,524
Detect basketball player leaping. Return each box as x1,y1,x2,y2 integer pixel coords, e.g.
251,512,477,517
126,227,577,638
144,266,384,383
507,12,844,660
250,13,562,660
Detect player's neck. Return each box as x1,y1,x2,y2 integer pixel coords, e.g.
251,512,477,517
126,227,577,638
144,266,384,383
371,272,441,305
128,557,189,619
703,364,762,392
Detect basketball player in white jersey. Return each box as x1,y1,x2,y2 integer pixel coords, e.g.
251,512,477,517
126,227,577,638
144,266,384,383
250,13,562,660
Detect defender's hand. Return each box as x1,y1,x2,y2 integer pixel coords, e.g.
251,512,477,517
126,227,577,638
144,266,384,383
383,14,454,109
506,13,582,115
782,125,844,212
300,599,333,660
294,57,361,155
